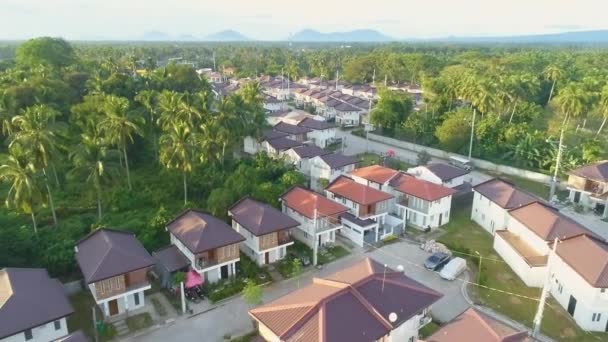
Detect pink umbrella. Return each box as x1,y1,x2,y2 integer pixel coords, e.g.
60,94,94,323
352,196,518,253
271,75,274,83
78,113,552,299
185,269,204,289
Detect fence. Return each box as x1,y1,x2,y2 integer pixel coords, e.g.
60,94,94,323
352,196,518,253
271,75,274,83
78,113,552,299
368,133,556,184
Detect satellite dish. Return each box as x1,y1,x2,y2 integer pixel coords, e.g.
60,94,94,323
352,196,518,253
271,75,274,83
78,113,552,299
397,265,404,272
389,312,398,323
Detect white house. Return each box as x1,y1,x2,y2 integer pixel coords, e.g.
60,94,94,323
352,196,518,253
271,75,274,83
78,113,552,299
471,178,540,235
407,162,470,188
228,197,298,266
566,160,608,214
493,201,592,287
297,117,337,148
280,186,348,250
249,258,443,342
309,153,358,191
283,145,330,176
549,234,608,332
75,229,155,319
325,176,402,247
0,268,76,342
167,210,244,283
263,95,285,112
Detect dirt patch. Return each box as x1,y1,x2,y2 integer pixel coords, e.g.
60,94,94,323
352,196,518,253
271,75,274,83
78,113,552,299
497,273,513,282
509,296,522,305
560,327,576,338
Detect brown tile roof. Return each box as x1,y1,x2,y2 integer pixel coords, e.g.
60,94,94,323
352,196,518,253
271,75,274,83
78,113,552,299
427,308,530,342
424,163,469,181
318,153,358,169
473,178,541,209
274,122,312,135
54,331,90,342
153,245,190,273
351,165,399,185
229,197,300,236
390,173,456,201
508,202,594,241
167,210,245,254
0,268,74,339
556,234,608,288
75,228,155,283
326,176,393,205
250,258,442,342
569,160,608,182
281,186,349,219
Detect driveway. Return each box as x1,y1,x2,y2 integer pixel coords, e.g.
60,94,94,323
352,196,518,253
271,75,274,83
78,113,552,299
124,240,469,342
556,205,608,240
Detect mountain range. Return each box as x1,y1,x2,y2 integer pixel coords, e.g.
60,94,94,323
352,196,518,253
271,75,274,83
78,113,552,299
288,29,394,42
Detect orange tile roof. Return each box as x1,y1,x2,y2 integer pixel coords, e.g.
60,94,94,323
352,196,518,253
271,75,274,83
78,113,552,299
390,173,456,201
508,202,594,241
281,186,349,219
326,176,393,205
351,165,399,185
556,234,608,288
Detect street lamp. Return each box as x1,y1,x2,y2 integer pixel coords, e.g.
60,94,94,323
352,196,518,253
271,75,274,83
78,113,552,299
546,128,566,202
474,251,482,285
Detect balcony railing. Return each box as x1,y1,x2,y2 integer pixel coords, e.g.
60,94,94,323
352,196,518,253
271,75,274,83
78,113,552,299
196,258,218,270
278,234,292,246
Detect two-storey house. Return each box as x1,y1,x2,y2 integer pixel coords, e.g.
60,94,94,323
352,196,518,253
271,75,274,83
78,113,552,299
549,234,608,332
280,186,348,264
493,202,592,287
567,161,608,215
296,117,337,148
167,210,245,283
309,152,358,191
228,198,299,266
273,122,311,143
0,268,77,342
249,258,442,342
406,163,470,189
325,176,398,247
283,145,330,177
471,178,540,235
75,228,155,318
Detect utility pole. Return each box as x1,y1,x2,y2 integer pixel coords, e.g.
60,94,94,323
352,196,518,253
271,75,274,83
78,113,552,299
313,206,318,266
372,68,376,85
92,307,99,342
532,238,559,338
468,109,476,160
335,70,339,90
549,128,565,202
212,51,216,71
384,74,387,87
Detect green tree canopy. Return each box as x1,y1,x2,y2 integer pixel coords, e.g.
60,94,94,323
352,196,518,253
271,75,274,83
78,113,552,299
15,37,75,69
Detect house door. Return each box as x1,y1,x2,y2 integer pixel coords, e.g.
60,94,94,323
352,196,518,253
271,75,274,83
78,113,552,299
265,252,270,264
605,318,608,332
567,295,577,316
438,214,443,226
108,299,119,316
220,265,229,279
318,235,322,247
573,192,581,203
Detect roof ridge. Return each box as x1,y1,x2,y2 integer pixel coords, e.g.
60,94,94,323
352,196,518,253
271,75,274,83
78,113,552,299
250,302,317,314
470,309,502,340
350,285,393,330
377,275,443,297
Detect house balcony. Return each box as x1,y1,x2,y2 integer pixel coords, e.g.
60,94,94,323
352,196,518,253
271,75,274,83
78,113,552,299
196,258,219,271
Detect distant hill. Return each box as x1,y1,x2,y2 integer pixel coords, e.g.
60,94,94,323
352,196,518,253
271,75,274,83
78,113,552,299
436,30,608,44
289,29,394,42
141,31,173,41
203,30,250,42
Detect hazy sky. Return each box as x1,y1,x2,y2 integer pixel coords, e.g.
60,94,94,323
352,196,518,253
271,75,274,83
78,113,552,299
2,0,608,40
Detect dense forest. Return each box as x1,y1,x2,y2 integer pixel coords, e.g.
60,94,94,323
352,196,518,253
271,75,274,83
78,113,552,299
0,38,607,279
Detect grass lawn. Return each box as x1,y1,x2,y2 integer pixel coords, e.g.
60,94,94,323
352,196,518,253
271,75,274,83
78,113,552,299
125,312,153,332
68,292,117,342
357,152,412,170
229,331,258,342
317,245,350,265
419,321,441,338
437,205,608,342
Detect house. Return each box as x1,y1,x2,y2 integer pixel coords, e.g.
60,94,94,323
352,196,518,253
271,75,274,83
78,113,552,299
273,122,311,143
167,210,245,283
297,118,337,148
249,258,443,342
425,308,530,341
549,234,608,332
567,161,608,214
0,268,76,342
325,176,402,246
389,173,456,230
280,186,348,251
75,228,155,318
350,164,400,191
228,198,299,266
284,145,330,176
471,178,541,235
244,130,289,155
309,152,358,191
263,95,285,113
264,137,303,157
406,163,470,188
493,202,592,287
152,245,190,288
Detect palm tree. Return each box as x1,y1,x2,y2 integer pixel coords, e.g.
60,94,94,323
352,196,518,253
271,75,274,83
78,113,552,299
100,96,144,190
68,131,119,220
544,64,564,104
596,85,608,136
159,122,201,205
135,90,160,159
0,91,15,137
507,73,539,124
0,153,42,235
157,91,205,130
10,104,63,227
554,83,589,127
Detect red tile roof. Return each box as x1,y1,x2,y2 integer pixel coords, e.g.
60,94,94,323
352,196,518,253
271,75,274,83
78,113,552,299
250,258,442,342
569,160,608,182
281,186,348,219
508,202,594,241
390,173,456,201
556,234,608,288
351,165,399,185
326,176,393,205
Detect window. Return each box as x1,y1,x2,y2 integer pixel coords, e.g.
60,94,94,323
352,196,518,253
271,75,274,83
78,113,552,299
481,214,485,221
602,288,606,293
592,313,602,322
558,284,563,294
24,329,33,341
54,320,61,330
408,337,415,342
134,292,140,306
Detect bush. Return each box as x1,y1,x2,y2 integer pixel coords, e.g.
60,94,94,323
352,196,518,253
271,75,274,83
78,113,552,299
352,128,366,138
206,278,246,303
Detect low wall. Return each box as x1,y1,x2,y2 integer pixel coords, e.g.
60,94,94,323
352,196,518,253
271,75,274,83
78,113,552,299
368,133,554,184
63,279,84,295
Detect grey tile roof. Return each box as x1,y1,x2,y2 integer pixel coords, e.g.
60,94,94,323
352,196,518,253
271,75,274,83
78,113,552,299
153,245,190,273
290,145,330,159
425,163,469,181
319,153,358,169
273,122,312,135
267,137,303,151
473,178,541,209
297,117,336,130
229,197,299,236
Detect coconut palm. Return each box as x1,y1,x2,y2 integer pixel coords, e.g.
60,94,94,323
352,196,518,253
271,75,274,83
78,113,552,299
596,85,608,136
544,64,564,104
10,104,63,227
159,122,201,205
68,131,119,220
135,90,160,159
100,96,144,190
554,83,589,127
157,91,205,130
0,92,15,137
0,153,42,235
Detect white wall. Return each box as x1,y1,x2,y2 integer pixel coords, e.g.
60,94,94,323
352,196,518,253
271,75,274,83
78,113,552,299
506,218,551,255
386,313,425,342
310,158,355,186
1,318,68,342
471,191,509,235
493,233,546,288
335,111,360,126
243,136,260,154
549,253,608,332
406,166,467,188
307,128,336,148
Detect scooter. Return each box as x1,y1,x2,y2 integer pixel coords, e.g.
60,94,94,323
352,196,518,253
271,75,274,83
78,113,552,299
194,285,205,300
185,288,200,303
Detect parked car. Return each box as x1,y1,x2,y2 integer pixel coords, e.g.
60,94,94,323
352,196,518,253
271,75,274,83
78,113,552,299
439,257,467,280
424,252,451,271
449,156,472,171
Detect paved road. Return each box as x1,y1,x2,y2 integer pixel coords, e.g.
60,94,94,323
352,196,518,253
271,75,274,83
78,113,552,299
125,240,469,342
